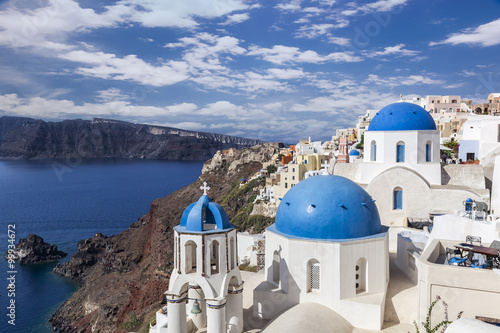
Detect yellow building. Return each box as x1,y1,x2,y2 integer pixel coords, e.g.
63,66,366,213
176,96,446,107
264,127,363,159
274,154,327,203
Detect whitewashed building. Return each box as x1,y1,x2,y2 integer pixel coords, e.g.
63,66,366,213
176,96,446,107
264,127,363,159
334,102,490,226
160,184,244,333
253,175,389,331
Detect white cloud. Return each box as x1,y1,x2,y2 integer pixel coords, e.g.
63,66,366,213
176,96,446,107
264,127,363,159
342,0,408,16
165,33,246,72
303,7,323,13
267,68,307,79
0,93,165,118
110,0,250,28
328,36,350,46
400,75,444,85
288,88,396,119
59,50,189,86
275,1,302,12
443,83,465,89
430,18,500,47
0,0,253,52
221,13,250,25
0,0,116,51
248,45,362,64
295,23,334,38
263,102,283,110
96,88,130,102
460,70,477,77
367,43,420,58
366,74,445,86
199,101,247,118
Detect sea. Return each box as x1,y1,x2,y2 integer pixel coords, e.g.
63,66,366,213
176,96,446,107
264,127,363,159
0,159,204,333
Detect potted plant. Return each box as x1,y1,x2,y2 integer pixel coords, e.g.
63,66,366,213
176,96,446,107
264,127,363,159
474,159,480,165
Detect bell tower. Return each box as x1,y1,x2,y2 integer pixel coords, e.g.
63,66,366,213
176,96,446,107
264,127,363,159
165,182,244,333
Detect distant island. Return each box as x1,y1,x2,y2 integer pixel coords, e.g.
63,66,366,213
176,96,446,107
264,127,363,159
0,116,264,161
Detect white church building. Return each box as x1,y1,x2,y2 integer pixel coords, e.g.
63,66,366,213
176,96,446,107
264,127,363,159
334,102,490,226
253,175,389,331
161,183,244,333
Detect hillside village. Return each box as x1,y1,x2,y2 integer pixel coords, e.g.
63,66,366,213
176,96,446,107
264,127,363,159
149,93,500,333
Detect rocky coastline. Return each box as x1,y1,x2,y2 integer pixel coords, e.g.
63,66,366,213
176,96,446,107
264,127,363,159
49,143,279,332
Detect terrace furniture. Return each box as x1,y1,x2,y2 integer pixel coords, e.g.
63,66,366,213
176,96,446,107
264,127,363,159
455,243,500,269
466,235,482,245
489,240,500,250
446,247,467,266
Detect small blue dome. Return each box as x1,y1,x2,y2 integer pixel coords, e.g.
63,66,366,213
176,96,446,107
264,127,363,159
274,175,381,240
368,102,436,131
179,195,233,232
349,149,360,156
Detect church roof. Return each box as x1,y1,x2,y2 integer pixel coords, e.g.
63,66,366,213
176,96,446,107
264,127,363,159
273,175,382,240
349,149,360,156
368,102,437,131
176,194,234,233
262,303,353,333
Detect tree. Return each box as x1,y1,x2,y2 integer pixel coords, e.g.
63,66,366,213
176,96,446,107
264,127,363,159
356,134,364,150
442,139,459,158
266,164,277,174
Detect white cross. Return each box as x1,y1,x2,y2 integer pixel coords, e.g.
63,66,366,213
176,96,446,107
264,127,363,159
200,182,211,195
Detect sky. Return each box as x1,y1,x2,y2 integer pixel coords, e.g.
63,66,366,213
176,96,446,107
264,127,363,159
0,0,499,143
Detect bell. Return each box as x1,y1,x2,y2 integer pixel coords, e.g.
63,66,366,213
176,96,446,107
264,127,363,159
191,300,202,314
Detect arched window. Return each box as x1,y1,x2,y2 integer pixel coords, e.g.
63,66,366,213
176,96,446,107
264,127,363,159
185,240,197,274
356,258,367,294
272,251,280,285
393,187,403,210
210,240,220,274
230,237,235,270
426,141,432,162
370,140,377,162
307,259,320,292
396,141,405,162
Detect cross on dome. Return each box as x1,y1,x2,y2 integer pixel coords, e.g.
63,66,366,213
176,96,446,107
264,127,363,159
200,182,211,195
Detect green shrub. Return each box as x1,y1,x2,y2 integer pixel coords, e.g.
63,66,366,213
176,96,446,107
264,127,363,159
238,265,259,272
120,312,142,331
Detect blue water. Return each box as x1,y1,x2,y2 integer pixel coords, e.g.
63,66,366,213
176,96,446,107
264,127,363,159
0,159,204,332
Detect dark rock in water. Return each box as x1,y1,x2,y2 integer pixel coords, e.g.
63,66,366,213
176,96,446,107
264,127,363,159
10,234,67,264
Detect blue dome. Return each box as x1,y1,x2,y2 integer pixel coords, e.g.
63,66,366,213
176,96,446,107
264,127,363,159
274,175,381,240
349,149,360,156
178,195,233,232
368,102,436,131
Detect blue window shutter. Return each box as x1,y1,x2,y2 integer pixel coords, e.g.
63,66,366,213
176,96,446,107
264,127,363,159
397,144,405,162
394,190,403,210
373,144,377,161
426,143,431,162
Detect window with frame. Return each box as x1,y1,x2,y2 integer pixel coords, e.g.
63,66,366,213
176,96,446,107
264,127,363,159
393,188,403,210
396,142,405,162
426,141,432,162
356,258,367,294
370,140,377,162
308,259,320,292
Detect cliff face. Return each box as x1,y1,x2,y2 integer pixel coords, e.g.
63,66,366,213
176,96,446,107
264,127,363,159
0,116,34,144
50,143,279,333
0,117,264,160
